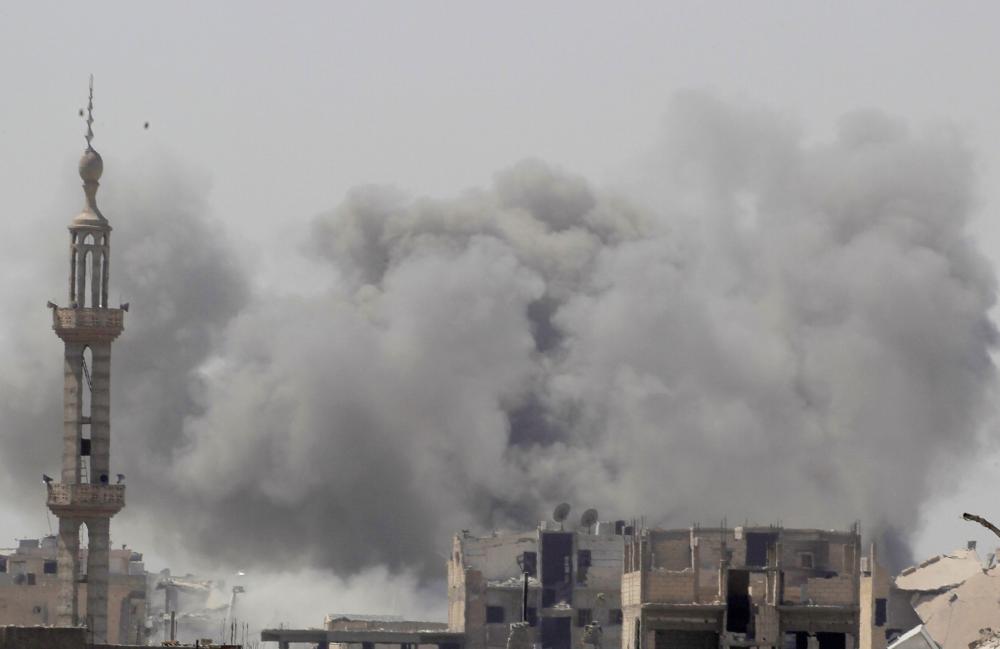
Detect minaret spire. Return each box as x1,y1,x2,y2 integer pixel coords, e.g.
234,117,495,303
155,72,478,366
85,74,95,151
77,75,105,222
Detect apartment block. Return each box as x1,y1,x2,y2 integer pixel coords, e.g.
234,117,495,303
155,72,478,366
622,526,862,649
449,521,630,649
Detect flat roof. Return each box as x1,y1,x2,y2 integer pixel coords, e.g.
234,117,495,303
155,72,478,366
261,628,466,645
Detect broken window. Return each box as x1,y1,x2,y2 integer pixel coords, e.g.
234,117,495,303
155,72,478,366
816,633,846,649
26,573,36,586
521,551,537,577
526,607,538,627
798,553,814,569
0,557,6,573
875,599,887,627
43,560,57,575
541,533,573,606
486,606,505,624
577,550,592,584
726,570,751,633
746,533,776,568
787,632,809,649
608,609,623,626
577,609,592,627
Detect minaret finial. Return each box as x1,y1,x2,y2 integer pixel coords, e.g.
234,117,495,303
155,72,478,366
77,75,105,218
85,75,95,151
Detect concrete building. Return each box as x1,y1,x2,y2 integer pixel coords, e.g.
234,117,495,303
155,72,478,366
149,570,236,644
0,536,147,644
890,544,1000,649
622,526,863,649
885,626,939,649
262,614,463,649
44,78,128,643
448,520,629,649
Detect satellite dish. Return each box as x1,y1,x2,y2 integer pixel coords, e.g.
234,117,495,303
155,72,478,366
553,503,572,525
580,508,599,531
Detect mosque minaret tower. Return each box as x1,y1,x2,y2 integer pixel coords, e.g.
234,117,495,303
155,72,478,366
45,77,127,642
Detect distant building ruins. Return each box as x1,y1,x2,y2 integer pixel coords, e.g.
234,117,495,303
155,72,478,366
150,570,236,643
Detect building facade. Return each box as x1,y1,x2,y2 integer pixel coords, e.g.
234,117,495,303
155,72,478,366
449,522,630,649
0,536,147,644
622,526,862,649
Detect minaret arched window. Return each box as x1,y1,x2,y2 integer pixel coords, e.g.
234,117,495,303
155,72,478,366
70,230,109,308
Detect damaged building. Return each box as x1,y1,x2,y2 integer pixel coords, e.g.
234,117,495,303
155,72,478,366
262,613,463,649
149,570,238,644
621,526,873,649
448,516,629,649
885,543,1000,649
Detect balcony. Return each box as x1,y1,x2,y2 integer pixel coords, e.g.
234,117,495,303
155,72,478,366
52,308,124,342
46,483,125,517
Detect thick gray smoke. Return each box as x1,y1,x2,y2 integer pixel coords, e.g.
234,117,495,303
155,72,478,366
0,95,995,617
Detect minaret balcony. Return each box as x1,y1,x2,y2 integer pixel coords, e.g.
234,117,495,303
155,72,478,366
46,483,125,517
52,307,124,342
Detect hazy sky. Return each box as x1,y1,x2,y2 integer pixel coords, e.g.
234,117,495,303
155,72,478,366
3,1,1000,624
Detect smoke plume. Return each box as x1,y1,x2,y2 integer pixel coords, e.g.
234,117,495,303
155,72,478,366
0,94,995,623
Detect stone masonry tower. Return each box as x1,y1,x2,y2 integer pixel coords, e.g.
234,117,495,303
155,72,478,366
45,78,126,643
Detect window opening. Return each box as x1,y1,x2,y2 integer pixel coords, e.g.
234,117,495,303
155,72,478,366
875,599,887,627
541,532,573,606
486,606,505,624
577,550,592,584
746,533,776,568
82,249,93,308
726,570,751,633
521,551,537,577
816,633,846,649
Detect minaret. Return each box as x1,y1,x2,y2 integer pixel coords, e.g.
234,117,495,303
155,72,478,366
45,77,126,643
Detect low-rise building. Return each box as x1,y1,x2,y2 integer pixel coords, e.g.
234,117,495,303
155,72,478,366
0,536,147,644
449,520,629,649
622,526,863,649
